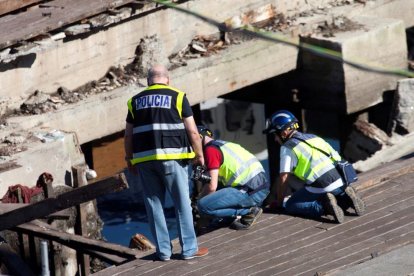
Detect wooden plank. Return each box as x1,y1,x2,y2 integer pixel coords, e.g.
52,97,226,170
282,215,414,275
13,220,145,260
277,206,414,272
0,0,42,16
28,235,37,271
148,181,414,276
233,196,414,275
354,156,414,192
311,228,414,275
164,178,410,274
0,203,71,219
233,187,414,274
92,169,414,275
72,164,90,276
0,172,128,231
0,242,35,276
0,0,136,49
83,250,128,265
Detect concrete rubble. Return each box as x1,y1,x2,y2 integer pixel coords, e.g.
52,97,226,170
0,0,412,200
394,79,414,134
0,0,413,274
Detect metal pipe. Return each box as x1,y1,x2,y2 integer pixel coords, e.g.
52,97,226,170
40,240,50,276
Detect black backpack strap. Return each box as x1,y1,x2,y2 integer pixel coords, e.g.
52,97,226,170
292,136,332,159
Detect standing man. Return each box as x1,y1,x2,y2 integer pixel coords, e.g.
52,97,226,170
124,64,208,261
196,126,270,230
263,110,365,223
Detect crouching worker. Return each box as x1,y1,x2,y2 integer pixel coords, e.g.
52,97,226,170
263,110,365,223
196,126,270,230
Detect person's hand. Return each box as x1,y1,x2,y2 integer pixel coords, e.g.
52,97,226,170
265,200,284,214
192,155,204,167
126,160,138,175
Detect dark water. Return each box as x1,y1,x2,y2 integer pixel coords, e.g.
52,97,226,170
98,204,178,246
96,169,179,246
96,160,270,247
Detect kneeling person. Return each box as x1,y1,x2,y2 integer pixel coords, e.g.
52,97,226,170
263,110,365,223
196,126,270,230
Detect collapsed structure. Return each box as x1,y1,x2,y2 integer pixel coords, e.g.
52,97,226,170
1,0,413,191
0,0,413,274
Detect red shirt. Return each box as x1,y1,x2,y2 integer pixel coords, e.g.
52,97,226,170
204,144,223,170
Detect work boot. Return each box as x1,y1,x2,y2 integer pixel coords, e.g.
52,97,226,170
208,217,235,229
183,247,209,260
344,186,365,216
324,193,344,224
240,206,263,227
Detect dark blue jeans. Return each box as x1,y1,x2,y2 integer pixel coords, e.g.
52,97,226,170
198,187,269,218
285,186,346,218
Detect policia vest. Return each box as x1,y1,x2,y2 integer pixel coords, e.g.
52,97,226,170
284,132,342,192
208,140,265,189
127,84,195,165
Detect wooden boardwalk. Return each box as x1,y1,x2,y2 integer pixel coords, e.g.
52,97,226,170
93,161,414,276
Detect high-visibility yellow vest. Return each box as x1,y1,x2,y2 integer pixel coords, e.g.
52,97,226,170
210,140,264,187
284,132,341,189
127,84,194,164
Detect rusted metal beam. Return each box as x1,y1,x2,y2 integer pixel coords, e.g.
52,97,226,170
0,172,128,231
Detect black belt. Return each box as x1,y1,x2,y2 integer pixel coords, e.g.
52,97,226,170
241,182,269,196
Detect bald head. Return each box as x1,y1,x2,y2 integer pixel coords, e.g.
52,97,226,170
147,64,169,86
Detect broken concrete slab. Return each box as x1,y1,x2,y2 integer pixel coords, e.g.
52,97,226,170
0,129,85,197
394,79,414,134
172,38,299,104
353,132,414,172
299,16,407,114
361,0,414,28
4,85,139,145
343,119,391,162
3,35,298,145
1,0,412,118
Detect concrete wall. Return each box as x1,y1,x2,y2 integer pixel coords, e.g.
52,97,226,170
300,16,407,113
2,0,411,115
1,0,414,189
4,37,299,145
0,130,85,197
0,0,315,113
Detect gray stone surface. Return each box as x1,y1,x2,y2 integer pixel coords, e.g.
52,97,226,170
300,16,407,114
332,243,414,276
395,79,414,134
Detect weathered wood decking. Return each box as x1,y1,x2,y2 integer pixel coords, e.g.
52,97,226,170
0,0,139,49
93,158,414,275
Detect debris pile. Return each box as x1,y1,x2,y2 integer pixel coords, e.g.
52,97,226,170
314,16,365,38
0,132,28,158
5,0,365,119
169,34,229,68
344,119,392,162
17,65,143,116
15,35,169,116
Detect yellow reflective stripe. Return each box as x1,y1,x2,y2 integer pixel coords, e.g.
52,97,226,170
127,98,134,119
306,158,333,181
293,138,337,182
176,91,184,119
145,84,184,94
292,143,312,177
231,166,264,187
144,84,185,119
226,157,262,187
131,152,195,164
